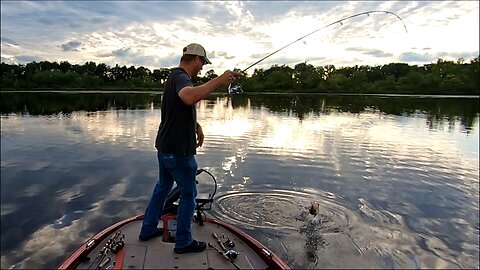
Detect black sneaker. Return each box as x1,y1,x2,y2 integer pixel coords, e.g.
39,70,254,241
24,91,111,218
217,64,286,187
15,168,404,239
138,228,163,241
174,240,207,254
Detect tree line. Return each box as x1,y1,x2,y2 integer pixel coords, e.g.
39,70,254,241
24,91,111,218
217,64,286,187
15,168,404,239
1,57,478,95
2,92,477,133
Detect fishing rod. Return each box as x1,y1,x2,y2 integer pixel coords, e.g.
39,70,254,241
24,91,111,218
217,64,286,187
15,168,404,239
228,10,408,94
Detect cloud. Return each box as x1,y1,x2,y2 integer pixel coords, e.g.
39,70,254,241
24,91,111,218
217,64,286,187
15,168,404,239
37,16,58,26
399,52,435,63
347,47,393,58
1,37,19,47
1,56,17,64
94,47,177,69
61,41,82,52
0,1,478,75
438,51,480,61
216,1,255,30
399,50,479,64
15,55,43,63
213,51,236,60
112,48,130,58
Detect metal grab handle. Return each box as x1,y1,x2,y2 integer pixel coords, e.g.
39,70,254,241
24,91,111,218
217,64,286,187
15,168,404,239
195,169,217,201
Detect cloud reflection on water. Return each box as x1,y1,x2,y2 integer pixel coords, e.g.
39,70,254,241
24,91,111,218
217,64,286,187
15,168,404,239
8,176,134,269
1,95,478,269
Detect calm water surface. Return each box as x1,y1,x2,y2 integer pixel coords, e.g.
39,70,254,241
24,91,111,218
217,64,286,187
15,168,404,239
1,92,479,269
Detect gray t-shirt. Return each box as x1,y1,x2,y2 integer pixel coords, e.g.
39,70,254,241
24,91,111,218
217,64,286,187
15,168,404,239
155,68,197,156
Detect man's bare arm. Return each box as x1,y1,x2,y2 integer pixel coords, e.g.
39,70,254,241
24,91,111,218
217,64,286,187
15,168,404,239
178,70,241,105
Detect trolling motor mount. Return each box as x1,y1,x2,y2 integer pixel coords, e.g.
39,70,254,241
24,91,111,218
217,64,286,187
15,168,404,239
194,169,217,226
162,168,217,222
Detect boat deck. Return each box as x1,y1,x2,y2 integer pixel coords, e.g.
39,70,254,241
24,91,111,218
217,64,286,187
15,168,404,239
76,218,266,269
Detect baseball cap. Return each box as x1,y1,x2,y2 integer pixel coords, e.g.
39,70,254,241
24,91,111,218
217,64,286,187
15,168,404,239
183,43,212,64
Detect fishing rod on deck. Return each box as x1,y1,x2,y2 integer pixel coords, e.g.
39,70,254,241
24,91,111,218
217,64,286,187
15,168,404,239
228,10,408,94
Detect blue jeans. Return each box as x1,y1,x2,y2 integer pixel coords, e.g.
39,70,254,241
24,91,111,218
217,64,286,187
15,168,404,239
140,152,198,248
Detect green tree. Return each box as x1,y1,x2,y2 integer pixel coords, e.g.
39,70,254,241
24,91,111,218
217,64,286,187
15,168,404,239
59,61,71,73
1,57,478,94
467,57,479,95
372,75,397,93
365,66,385,82
325,73,345,93
348,70,368,93
95,63,109,82
263,65,294,91
398,70,426,93
293,62,322,91
381,63,411,80
83,61,97,76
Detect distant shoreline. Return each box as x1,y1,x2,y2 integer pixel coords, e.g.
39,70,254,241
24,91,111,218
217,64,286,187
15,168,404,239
1,90,479,98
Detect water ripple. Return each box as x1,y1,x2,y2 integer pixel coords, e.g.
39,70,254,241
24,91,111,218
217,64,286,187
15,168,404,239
213,189,356,233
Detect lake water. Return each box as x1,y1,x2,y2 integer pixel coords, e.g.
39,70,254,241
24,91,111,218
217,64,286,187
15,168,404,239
1,92,479,269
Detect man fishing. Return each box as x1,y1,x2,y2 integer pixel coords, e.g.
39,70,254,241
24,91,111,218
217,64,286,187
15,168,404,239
139,43,241,254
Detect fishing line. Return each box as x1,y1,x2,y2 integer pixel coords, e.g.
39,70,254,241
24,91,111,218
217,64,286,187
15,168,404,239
241,10,408,73
228,10,407,94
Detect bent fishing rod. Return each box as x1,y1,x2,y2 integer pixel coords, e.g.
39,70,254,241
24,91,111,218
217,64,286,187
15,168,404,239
228,10,407,94
242,10,407,73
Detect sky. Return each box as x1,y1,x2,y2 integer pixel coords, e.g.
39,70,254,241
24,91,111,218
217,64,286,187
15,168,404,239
1,1,479,75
